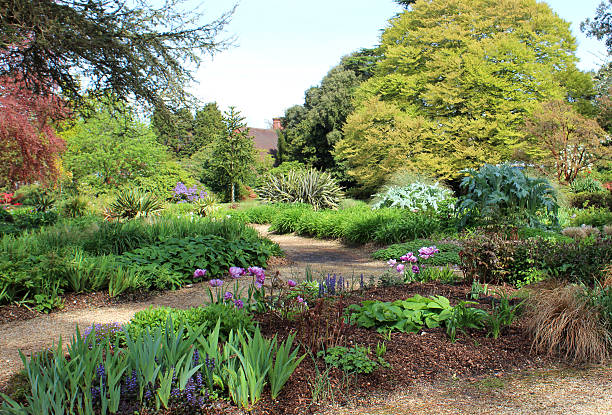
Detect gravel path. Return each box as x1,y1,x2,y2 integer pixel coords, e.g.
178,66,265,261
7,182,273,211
1,225,610,414
326,366,612,415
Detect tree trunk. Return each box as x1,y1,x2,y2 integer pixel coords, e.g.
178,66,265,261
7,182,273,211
231,182,235,203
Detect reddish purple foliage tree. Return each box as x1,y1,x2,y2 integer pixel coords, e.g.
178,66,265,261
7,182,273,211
0,73,67,188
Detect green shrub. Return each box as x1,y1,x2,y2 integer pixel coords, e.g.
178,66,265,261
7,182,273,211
457,163,558,228
257,169,343,210
372,181,453,212
373,239,461,265
318,346,381,374
128,304,254,342
61,196,89,218
459,233,612,287
569,176,604,193
569,208,612,227
569,191,612,210
107,188,164,220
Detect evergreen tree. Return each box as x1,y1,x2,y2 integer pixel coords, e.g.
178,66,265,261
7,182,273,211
207,107,256,202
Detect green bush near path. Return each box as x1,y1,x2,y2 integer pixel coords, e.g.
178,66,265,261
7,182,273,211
0,216,281,308
373,239,462,265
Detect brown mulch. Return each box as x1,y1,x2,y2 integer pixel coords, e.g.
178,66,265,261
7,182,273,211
250,282,541,415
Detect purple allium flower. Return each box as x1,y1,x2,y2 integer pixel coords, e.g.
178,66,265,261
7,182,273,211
229,266,244,278
234,299,244,309
209,279,224,287
396,263,405,273
287,279,297,287
223,291,233,301
193,269,207,279
412,265,420,274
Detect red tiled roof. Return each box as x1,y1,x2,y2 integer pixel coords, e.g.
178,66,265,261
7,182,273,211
247,128,278,158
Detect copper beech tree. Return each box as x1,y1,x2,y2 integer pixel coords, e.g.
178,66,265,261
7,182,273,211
0,74,67,188
524,100,610,183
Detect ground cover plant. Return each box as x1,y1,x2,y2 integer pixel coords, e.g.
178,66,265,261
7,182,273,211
0,216,280,311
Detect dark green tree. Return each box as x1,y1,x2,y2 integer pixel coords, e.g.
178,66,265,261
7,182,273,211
581,1,612,54
0,0,234,108
151,107,194,156
193,102,225,151
206,107,256,202
281,51,376,175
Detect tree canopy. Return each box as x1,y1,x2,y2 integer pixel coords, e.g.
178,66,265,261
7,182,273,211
0,0,233,108
62,99,170,189
0,74,66,188
336,0,585,193
581,0,612,54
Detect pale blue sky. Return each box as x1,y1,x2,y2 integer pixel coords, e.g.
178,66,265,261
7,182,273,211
191,0,609,128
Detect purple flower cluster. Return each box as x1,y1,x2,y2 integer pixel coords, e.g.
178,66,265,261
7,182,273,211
389,246,439,277
82,322,124,345
229,266,245,278
319,274,346,297
172,182,208,203
193,269,207,279
248,266,266,288
208,279,224,287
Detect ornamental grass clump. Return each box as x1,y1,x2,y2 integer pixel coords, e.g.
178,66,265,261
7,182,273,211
257,169,343,210
525,284,611,364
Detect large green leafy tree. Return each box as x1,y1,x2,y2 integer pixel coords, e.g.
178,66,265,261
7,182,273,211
152,102,225,157
0,0,233,108
336,0,586,193
62,99,170,190
203,107,256,202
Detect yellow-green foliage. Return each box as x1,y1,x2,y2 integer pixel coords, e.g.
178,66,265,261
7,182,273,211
336,0,583,191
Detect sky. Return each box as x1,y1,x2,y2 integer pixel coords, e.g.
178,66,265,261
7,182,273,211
190,0,610,128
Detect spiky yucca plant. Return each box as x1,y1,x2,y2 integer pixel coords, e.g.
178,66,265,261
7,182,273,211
257,169,343,210
107,189,164,220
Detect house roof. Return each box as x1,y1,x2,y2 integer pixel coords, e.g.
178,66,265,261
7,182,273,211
247,128,278,157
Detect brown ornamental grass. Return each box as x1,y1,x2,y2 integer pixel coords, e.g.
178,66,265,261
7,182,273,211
525,283,611,364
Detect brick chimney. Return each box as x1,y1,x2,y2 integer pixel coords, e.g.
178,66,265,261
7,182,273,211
272,117,283,130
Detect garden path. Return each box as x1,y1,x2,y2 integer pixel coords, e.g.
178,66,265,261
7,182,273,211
0,224,388,385
325,365,612,415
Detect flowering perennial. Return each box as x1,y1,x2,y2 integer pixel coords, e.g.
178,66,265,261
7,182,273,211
389,246,439,281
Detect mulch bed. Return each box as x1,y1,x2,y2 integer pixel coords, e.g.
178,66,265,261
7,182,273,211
249,282,542,415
